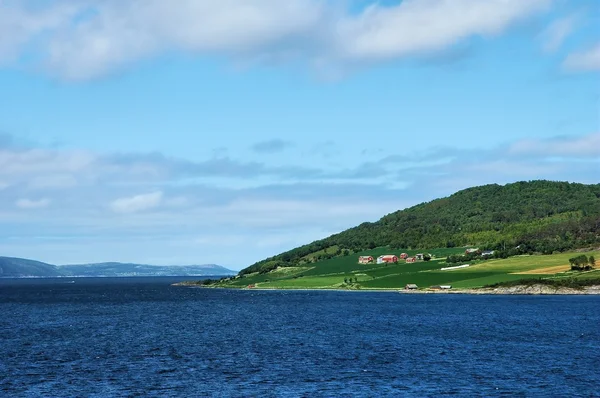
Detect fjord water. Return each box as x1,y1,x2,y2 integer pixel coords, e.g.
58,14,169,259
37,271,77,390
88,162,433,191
1,278,598,397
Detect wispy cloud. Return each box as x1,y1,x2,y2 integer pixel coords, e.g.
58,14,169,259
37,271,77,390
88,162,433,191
0,144,326,187
563,42,600,72
0,0,553,80
0,132,597,266
508,132,600,157
251,139,294,154
333,0,551,61
539,14,578,53
0,1,80,63
15,198,51,209
110,191,164,214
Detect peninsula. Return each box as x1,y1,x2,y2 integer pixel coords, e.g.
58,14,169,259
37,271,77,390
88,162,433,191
180,181,600,293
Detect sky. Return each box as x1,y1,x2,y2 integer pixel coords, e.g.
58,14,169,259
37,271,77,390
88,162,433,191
0,0,599,270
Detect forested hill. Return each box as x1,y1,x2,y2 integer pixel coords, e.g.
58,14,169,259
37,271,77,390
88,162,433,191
0,257,61,277
241,181,600,275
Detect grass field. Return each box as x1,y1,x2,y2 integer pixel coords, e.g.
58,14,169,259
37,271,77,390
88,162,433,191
214,248,600,290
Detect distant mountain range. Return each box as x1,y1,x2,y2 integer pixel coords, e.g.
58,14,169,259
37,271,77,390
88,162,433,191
0,257,236,278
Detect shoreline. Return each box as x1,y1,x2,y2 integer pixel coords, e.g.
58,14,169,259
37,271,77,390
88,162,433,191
173,282,600,295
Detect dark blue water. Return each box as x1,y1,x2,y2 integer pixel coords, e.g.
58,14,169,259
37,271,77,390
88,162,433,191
1,278,599,397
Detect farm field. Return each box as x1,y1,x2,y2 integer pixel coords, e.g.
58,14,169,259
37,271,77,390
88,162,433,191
214,248,600,290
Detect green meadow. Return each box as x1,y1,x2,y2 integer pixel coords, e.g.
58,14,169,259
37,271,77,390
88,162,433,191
212,248,600,290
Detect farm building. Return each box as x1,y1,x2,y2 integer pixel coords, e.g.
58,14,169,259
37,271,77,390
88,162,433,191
406,257,416,263
431,285,452,290
416,253,424,260
482,250,495,257
400,253,408,259
465,248,480,255
377,255,398,264
405,284,418,290
358,256,374,264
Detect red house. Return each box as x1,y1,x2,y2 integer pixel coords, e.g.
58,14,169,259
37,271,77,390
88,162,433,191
377,255,398,264
406,257,416,263
358,256,374,264
400,253,408,259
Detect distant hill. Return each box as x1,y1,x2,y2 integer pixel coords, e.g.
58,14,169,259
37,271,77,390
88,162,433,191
58,262,236,277
241,180,600,275
0,257,61,277
0,257,236,278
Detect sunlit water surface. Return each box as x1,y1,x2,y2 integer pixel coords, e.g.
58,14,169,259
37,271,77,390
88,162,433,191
1,278,598,397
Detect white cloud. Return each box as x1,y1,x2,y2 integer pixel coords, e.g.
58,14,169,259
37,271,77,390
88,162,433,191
1,0,552,79
539,14,577,53
44,0,325,80
109,191,164,214
563,42,600,72
0,1,80,63
335,0,551,61
509,132,600,157
16,198,51,209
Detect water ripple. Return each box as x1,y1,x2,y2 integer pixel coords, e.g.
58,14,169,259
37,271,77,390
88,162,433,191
0,279,599,397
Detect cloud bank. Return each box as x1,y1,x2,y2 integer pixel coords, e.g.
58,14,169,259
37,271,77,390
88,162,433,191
0,132,597,267
0,0,555,79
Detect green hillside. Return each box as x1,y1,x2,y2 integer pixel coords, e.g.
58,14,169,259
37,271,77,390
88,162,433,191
241,180,600,275
207,249,600,290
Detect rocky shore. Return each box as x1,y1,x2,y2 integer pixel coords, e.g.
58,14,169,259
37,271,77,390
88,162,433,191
175,282,600,295
399,284,600,295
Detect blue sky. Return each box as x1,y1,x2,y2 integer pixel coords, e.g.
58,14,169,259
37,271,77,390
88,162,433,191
0,0,598,269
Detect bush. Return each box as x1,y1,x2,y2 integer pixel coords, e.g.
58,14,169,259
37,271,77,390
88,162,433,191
569,255,594,271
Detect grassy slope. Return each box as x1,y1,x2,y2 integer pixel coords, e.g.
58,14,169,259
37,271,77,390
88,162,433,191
217,248,600,290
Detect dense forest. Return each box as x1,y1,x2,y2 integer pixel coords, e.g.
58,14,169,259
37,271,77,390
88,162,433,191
240,181,600,275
